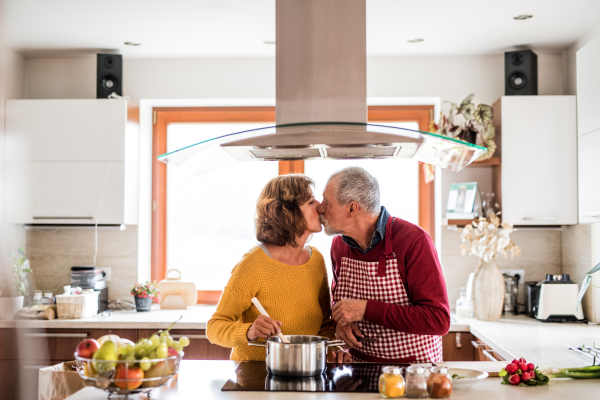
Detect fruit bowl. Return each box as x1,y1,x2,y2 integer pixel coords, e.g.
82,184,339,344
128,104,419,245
74,352,184,395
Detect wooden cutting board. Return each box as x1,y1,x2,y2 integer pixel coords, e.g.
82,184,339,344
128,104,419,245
158,269,197,309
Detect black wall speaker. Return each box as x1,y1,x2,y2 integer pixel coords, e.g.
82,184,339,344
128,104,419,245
97,54,122,98
505,50,538,96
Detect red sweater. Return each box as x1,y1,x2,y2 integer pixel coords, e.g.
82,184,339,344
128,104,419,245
331,218,450,336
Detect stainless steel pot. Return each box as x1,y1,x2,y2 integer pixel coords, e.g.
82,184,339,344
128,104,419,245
248,335,345,377
265,374,327,391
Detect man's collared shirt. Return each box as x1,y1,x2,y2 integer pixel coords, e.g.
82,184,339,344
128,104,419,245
341,206,390,254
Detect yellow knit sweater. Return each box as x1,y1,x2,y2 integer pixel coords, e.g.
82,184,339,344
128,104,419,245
206,246,335,361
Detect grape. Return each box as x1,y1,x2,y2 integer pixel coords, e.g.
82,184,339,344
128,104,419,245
167,337,175,348
118,344,134,356
160,335,168,343
156,346,168,359
149,351,158,366
124,354,136,367
139,357,151,371
179,337,190,347
173,342,183,352
135,348,147,359
150,335,160,346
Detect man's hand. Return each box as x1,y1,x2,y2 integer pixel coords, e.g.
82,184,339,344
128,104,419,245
335,322,364,349
332,299,367,326
246,315,282,341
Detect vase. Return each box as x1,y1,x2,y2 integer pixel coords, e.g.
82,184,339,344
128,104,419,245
0,296,24,320
472,258,505,321
134,295,152,312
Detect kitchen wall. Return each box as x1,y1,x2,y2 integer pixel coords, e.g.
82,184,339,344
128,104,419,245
19,49,577,305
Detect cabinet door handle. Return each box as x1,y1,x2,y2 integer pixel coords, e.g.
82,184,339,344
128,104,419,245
455,332,462,349
24,333,88,338
471,340,487,349
170,334,207,340
582,212,600,217
482,349,498,361
33,216,94,220
522,217,557,221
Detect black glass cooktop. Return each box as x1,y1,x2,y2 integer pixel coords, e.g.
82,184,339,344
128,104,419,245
221,362,412,392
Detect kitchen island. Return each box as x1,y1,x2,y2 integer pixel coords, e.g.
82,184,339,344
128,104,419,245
65,360,599,400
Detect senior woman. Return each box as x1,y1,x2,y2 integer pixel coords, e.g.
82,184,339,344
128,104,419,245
206,174,336,361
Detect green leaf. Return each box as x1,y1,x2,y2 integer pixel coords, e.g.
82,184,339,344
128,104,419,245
460,94,474,109
499,369,507,377
584,261,600,276
461,103,475,120
474,104,493,125
577,275,592,311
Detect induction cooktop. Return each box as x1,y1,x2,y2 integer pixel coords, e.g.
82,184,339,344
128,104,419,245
221,362,414,392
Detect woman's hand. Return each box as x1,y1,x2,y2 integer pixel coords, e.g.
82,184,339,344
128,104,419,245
246,315,283,341
329,348,353,363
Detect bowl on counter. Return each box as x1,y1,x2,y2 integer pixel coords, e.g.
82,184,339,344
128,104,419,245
447,368,489,390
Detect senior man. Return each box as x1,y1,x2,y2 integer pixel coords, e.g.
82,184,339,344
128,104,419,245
318,166,450,363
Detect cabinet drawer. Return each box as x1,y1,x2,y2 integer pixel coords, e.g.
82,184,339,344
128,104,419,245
137,329,231,360
472,337,505,362
442,332,475,362
19,329,137,361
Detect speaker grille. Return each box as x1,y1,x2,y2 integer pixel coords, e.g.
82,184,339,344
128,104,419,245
325,146,398,158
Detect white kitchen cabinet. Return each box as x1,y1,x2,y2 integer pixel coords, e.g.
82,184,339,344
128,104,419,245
3,99,138,225
499,96,577,225
578,129,600,224
577,37,600,137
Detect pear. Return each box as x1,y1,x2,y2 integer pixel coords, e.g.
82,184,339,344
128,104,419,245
92,340,118,375
141,361,169,388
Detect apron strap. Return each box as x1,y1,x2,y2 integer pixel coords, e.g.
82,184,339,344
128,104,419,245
377,215,395,276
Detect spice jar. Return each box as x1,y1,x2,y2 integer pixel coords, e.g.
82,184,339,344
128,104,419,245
379,366,405,398
405,366,428,398
427,366,453,398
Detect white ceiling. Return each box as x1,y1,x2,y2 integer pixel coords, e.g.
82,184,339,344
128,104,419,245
3,0,600,58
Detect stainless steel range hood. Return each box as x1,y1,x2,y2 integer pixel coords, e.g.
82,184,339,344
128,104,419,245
158,0,485,173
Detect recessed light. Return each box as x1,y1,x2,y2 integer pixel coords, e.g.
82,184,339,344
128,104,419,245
124,42,141,46
263,40,276,45
514,15,533,20
407,38,424,43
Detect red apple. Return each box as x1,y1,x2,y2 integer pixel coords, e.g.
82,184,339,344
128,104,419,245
76,339,100,359
114,364,144,390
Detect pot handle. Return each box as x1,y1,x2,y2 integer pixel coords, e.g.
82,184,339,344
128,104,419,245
326,340,346,348
248,341,267,347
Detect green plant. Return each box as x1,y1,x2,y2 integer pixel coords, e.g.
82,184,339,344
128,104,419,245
0,249,33,298
131,281,161,304
430,94,497,161
576,261,600,311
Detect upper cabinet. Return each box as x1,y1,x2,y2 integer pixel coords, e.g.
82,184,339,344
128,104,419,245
4,99,139,225
577,37,600,137
497,96,577,225
577,37,600,224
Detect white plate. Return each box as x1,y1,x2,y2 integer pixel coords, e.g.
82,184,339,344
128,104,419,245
447,368,489,389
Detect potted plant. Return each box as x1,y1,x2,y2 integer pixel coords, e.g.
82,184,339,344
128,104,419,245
459,211,521,321
0,248,33,320
131,281,160,312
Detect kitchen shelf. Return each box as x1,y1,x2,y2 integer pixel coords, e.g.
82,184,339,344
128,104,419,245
468,157,500,167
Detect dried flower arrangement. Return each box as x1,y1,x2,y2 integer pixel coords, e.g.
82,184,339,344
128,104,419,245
460,211,521,263
430,94,497,161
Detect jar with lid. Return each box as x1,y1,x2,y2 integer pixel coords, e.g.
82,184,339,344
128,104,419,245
427,366,452,398
33,290,43,305
405,366,428,398
378,366,405,398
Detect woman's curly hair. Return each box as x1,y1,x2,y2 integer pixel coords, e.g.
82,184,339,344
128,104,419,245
255,174,315,247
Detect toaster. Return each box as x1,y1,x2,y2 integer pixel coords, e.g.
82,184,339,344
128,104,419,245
536,274,585,322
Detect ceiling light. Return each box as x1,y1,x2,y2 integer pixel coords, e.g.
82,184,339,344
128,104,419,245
407,38,424,43
263,40,276,45
124,42,141,46
514,15,533,20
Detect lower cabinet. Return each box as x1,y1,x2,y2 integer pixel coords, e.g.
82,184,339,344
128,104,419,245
442,332,505,362
137,329,231,360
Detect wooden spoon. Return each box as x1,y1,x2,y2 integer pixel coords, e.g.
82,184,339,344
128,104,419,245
251,297,290,343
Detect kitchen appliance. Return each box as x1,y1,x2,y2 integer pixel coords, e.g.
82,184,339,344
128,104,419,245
503,274,519,314
525,281,541,318
536,274,585,322
70,266,109,312
248,335,345,377
158,0,485,174
222,361,410,392
158,269,196,309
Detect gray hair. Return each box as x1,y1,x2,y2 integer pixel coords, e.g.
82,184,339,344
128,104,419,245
329,167,380,215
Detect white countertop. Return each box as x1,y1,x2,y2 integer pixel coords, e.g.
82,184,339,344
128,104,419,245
65,360,600,400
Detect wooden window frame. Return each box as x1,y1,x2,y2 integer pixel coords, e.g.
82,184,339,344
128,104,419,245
152,105,433,304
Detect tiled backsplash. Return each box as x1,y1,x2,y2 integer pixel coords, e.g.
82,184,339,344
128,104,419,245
26,226,138,302
441,227,562,312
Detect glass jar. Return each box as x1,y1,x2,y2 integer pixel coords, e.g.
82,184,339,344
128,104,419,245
33,290,43,305
404,366,428,398
379,366,405,398
456,286,470,318
427,367,452,398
